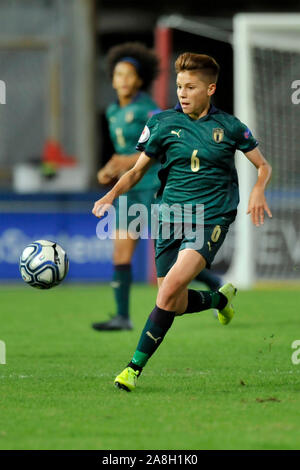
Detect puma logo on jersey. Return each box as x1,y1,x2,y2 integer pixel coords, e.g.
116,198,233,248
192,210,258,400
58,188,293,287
171,129,182,138
146,331,162,344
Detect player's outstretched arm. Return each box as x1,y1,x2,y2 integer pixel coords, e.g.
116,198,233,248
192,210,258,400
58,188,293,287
244,147,272,227
92,151,154,218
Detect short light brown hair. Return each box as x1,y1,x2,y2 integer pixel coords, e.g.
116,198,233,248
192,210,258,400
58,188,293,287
175,52,220,83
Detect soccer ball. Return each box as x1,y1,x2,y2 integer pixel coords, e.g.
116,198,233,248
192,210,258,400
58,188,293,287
19,240,69,289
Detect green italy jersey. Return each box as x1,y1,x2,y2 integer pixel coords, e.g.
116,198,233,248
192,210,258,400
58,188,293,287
106,91,161,191
136,104,258,224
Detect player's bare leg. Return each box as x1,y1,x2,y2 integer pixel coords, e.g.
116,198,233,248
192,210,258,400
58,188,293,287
156,249,207,314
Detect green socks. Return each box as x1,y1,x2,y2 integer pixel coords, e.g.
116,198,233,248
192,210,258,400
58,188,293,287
127,291,227,372
112,264,132,319
183,289,227,314
195,269,222,291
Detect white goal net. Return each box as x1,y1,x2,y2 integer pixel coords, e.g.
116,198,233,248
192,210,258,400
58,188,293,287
230,14,300,287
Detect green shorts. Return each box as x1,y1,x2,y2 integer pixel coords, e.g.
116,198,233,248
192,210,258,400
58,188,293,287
114,188,158,233
155,221,231,278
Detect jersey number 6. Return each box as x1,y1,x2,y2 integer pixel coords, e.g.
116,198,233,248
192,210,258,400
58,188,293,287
191,150,200,172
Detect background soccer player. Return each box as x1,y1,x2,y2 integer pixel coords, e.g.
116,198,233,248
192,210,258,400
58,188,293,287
93,52,272,390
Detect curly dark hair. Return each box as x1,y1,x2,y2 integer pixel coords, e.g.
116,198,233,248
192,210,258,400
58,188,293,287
107,42,160,91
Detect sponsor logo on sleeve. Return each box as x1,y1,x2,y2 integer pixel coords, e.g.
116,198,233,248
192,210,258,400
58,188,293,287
244,128,252,139
138,125,150,143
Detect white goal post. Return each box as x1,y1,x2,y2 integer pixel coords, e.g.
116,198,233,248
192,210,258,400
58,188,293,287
230,14,300,288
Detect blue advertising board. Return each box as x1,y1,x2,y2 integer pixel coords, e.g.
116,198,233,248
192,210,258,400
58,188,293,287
0,194,150,282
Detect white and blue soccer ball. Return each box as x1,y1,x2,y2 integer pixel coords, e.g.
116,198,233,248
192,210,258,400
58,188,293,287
19,240,69,289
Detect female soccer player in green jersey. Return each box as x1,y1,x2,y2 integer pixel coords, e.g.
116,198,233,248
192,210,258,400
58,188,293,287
93,44,222,332
92,52,272,391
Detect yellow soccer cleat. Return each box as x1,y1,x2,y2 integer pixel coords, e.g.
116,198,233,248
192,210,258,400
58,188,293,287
114,367,139,392
217,283,237,325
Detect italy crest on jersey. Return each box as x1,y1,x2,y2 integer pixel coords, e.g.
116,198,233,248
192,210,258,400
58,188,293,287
125,111,134,123
213,128,224,143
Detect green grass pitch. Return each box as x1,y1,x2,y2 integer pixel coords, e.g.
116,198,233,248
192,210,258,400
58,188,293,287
0,283,300,450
